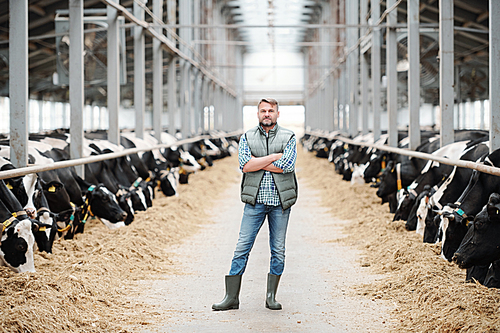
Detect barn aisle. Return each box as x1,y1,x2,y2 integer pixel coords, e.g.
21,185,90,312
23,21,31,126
139,151,393,332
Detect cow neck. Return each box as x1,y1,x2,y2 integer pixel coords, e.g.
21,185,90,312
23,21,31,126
57,203,77,234
81,186,96,224
396,163,402,191
1,215,17,234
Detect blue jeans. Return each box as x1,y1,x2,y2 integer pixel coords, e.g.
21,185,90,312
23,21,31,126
229,203,291,276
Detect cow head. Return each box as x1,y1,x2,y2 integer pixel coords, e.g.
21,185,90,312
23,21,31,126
422,210,440,243
453,193,500,268
376,161,396,198
180,151,202,173
363,152,388,183
0,219,35,273
32,181,58,253
115,190,135,225
0,162,29,208
439,203,472,262
158,167,179,197
84,185,127,227
394,187,417,222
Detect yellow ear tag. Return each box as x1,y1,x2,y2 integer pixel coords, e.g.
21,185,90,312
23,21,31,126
48,185,56,192
6,183,13,190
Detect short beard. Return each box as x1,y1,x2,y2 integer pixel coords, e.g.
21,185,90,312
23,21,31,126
260,121,276,128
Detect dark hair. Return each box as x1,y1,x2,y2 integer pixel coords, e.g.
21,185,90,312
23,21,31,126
258,98,279,110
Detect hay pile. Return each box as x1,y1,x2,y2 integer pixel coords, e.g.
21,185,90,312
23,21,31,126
0,155,240,333
298,149,500,332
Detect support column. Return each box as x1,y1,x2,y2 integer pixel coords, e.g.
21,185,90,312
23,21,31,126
408,0,420,150
201,76,208,133
360,0,369,135
439,0,454,147
348,0,359,137
134,0,146,139
180,61,191,139
69,0,84,176
107,1,120,144
168,57,177,136
194,71,202,134
152,0,163,142
371,0,381,141
490,0,500,152
386,0,398,147
9,0,29,168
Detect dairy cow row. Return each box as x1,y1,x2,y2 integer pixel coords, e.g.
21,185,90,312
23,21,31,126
0,130,238,273
302,130,500,288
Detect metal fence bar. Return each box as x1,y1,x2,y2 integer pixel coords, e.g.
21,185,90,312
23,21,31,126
305,131,500,177
0,131,243,180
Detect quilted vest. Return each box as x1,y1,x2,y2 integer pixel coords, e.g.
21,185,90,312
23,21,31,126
240,124,298,210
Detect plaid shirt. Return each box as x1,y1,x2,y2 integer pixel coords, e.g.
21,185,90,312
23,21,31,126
238,127,297,206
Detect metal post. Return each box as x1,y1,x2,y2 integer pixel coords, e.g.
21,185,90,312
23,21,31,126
69,0,84,177
9,0,29,168
490,0,500,152
386,0,398,147
215,86,222,130
153,0,163,142
168,57,177,136
480,100,485,130
333,71,339,130
180,61,191,138
201,76,208,133
107,2,120,145
348,0,359,137
134,0,146,139
167,0,176,41
408,0,421,150
360,0,369,135
371,0,381,141
439,0,454,147
342,65,347,132
194,71,202,134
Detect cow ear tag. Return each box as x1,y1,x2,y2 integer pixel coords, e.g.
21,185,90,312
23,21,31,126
48,185,56,192
88,185,96,192
5,182,13,190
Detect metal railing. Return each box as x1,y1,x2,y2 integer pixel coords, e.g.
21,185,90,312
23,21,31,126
305,130,500,177
0,131,243,180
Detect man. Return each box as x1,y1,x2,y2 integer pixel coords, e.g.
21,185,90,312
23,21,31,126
212,98,298,311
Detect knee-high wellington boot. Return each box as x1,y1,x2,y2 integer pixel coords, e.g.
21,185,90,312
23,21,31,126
265,273,282,310
212,275,242,311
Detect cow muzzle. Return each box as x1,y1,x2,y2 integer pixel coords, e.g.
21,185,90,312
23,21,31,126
25,208,36,219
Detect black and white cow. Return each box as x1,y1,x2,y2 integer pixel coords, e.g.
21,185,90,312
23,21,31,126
453,192,500,268
395,139,489,226
0,194,36,273
437,149,500,261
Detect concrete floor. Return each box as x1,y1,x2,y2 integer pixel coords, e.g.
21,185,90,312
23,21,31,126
139,175,393,332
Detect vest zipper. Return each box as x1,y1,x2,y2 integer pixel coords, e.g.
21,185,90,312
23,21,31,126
266,135,269,155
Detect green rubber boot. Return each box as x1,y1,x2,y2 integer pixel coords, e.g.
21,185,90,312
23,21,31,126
212,275,242,311
265,273,282,310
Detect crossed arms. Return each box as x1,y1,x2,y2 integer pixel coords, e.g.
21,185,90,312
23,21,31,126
238,135,297,174
242,153,284,173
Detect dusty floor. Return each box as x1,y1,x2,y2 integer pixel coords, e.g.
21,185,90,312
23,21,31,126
136,156,394,332
138,185,393,332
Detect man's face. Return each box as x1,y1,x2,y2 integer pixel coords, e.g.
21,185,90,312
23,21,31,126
258,102,279,128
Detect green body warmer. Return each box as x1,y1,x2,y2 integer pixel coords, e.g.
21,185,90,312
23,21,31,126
240,124,298,210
